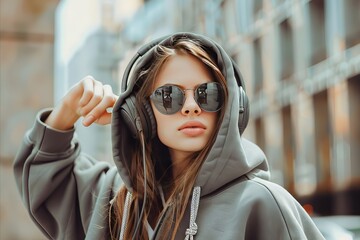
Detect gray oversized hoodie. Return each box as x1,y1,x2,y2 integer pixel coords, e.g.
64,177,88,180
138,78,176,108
14,33,324,240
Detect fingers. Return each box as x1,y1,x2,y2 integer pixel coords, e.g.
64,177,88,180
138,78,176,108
51,76,118,129
80,80,118,127
79,80,104,116
79,76,96,106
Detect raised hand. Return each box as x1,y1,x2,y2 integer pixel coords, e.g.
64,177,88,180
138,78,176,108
45,76,118,130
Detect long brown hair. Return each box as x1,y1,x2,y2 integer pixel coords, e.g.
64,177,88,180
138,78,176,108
110,37,228,240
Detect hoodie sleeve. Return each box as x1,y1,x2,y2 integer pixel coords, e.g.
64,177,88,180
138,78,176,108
13,109,115,239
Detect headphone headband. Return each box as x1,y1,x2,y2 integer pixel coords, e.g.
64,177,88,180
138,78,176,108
120,35,169,92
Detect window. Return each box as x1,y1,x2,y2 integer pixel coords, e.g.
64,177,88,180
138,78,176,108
253,38,263,93
279,19,294,80
313,90,332,191
343,0,360,47
282,106,295,193
307,0,326,65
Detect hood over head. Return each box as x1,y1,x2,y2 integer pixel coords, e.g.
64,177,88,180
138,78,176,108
112,32,270,196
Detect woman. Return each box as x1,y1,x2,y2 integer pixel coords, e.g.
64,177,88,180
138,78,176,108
14,33,324,239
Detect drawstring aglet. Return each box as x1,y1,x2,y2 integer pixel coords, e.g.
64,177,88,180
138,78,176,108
185,222,198,240
184,186,201,240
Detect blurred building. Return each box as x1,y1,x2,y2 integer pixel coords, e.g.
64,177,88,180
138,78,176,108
209,0,360,216
0,0,140,239
0,0,59,239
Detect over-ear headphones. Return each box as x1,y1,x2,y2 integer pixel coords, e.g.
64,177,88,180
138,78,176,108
113,32,249,142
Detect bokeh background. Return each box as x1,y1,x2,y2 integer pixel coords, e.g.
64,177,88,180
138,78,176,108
1,0,359,239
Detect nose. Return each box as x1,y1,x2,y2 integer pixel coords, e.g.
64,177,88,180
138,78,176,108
181,90,201,115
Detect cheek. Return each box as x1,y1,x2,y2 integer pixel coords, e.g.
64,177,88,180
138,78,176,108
207,113,218,134
152,104,171,136
153,112,175,145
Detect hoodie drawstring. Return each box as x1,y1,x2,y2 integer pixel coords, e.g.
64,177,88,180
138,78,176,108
118,187,201,240
185,186,201,240
119,191,132,240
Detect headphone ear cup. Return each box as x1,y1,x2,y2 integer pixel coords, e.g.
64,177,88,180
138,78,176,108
238,86,249,135
119,94,157,140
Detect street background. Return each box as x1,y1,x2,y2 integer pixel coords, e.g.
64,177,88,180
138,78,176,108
1,0,359,239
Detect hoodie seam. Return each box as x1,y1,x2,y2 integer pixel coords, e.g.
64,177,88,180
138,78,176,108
249,178,293,240
201,175,248,199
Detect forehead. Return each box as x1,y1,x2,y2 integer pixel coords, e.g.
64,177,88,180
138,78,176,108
154,54,214,88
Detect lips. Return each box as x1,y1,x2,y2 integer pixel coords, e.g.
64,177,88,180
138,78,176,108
178,121,206,137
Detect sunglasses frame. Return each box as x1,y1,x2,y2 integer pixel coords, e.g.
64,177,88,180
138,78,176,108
150,82,224,115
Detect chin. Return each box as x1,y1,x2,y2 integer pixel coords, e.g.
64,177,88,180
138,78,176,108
159,135,209,153
175,142,207,152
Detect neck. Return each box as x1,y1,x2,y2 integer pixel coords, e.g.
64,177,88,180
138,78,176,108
169,150,192,179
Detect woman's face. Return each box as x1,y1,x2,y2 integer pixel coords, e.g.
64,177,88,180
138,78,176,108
150,54,218,160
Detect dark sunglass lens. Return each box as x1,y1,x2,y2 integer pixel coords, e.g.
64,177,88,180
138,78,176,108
195,82,224,112
151,85,183,114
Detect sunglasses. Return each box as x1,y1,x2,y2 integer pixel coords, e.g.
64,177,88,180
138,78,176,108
150,82,224,115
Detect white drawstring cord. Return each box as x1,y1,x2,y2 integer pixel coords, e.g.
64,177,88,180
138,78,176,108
119,191,132,240
185,186,201,240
